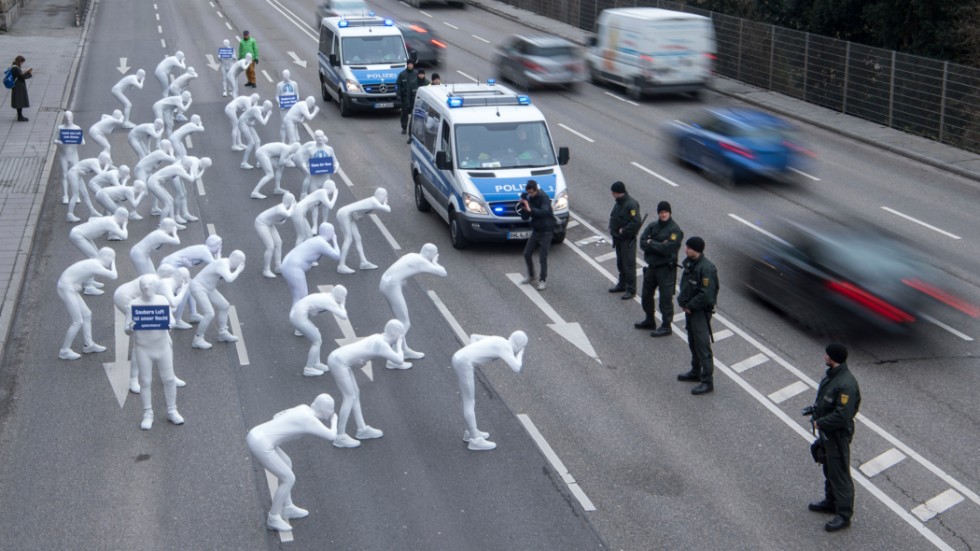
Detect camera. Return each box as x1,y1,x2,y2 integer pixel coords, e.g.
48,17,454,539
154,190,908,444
800,405,816,417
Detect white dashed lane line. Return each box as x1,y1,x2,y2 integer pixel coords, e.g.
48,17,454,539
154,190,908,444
472,34,490,44
443,22,459,29
788,166,820,181
630,161,679,187
881,206,962,239
557,123,594,143
603,91,638,107
456,70,477,82
727,213,790,245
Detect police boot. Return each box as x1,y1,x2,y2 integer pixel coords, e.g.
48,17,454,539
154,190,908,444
634,318,656,329
825,515,850,532
691,382,714,395
808,499,835,513
650,323,672,337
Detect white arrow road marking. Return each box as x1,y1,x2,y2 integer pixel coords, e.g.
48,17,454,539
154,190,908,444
318,285,371,380
205,54,221,71
287,51,308,68
117,57,130,74
102,309,132,408
506,273,597,360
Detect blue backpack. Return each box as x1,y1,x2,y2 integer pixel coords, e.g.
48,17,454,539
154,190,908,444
3,67,14,89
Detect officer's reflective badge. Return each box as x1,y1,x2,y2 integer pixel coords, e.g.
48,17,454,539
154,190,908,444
840,394,850,405
630,209,637,216
702,277,710,287
670,233,677,240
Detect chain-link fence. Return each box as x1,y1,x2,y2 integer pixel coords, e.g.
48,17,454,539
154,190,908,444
494,0,980,154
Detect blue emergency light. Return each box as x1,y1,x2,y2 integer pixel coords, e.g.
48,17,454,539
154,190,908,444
338,19,349,27
447,97,464,108
369,11,375,16
493,206,506,214
517,95,531,105
384,18,394,26
487,78,495,86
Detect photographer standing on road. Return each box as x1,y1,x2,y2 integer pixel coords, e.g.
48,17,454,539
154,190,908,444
517,179,555,291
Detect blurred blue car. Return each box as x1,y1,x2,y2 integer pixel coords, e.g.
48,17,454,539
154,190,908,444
667,108,814,187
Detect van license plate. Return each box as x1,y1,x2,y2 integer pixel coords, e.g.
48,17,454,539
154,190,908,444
374,102,394,109
508,231,532,240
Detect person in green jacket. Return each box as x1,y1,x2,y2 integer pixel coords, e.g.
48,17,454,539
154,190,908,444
239,30,259,88
676,236,719,395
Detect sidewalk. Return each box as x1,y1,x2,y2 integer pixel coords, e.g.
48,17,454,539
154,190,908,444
0,0,84,362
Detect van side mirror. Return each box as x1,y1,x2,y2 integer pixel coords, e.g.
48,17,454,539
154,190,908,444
329,53,339,67
586,36,597,47
435,151,452,171
558,146,570,166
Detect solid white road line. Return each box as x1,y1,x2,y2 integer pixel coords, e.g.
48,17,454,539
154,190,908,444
565,219,579,229
264,470,294,542
557,123,594,143
730,353,768,373
456,70,477,82
370,213,401,250
443,22,459,29
767,381,809,404
427,291,469,346
860,448,906,478
728,213,791,246
788,166,820,181
603,91,638,106
227,305,249,365
882,206,961,239
472,35,490,43
206,223,216,236
630,161,679,187
912,489,964,522
920,313,974,341
517,414,596,512
302,122,315,140
336,166,354,188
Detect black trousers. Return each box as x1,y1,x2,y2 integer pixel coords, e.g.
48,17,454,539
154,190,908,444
524,230,553,281
685,309,714,383
400,104,411,130
641,264,676,323
613,238,637,292
821,432,855,519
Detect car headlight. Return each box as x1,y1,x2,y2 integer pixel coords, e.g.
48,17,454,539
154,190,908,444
553,190,568,211
345,79,364,93
462,193,488,215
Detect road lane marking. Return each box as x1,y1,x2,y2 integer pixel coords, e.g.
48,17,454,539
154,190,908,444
158,25,162,33
518,414,596,512
427,291,468,346
185,135,193,150
443,21,458,29
630,161,679,187
456,70,477,82
557,123,594,143
913,489,965,522
472,34,490,43
206,223,216,236
593,251,615,263
195,178,205,196
155,13,159,21
370,213,401,250
302,122,315,140
161,38,166,49
788,166,820,181
727,213,791,246
216,11,223,18
261,70,273,83
604,91,638,106
336,166,354,188
574,235,603,246
420,10,432,17
565,219,579,229
227,305,249,365
919,314,973,341
264,470,294,542
318,285,372,380
860,448,906,477
882,206,961,239
507,273,598,360
730,353,768,373
767,381,809,404
225,21,233,31
711,328,733,341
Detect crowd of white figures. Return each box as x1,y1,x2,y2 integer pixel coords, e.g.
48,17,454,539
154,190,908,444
52,43,528,532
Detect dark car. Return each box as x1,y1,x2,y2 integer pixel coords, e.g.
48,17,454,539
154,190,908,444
745,222,977,335
493,35,584,90
315,0,370,27
668,108,815,188
396,21,446,67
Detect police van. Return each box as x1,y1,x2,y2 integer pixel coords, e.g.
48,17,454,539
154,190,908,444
317,15,409,116
409,81,570,249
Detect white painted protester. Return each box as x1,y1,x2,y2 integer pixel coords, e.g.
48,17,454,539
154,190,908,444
336,188,390,274
239,99,273,169
289,187,337,249
281,96,319,144
128,119,164,160
189,249,245,350
289,286,347,377
276,69,299,142
154,51,186,98
55,110,85,204
88,110,126,156
251,142,300,199
379,243,447,368
254,192,296,278
152,90,193,137
66,151,112,222
96,179,146,220
129,217,180,276
226,52,252,99
281,222,340,305
225,93,259,151
57,247,117,360
111,69,145,128
218,39,236,97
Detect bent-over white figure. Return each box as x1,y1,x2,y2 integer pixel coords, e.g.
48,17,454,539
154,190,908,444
336,188,390,274
168,67,198,98
69,207,128,295
154,51,186,97
281,96,319,145
111,69,146,128
254,192,296,278
130,217,180,275
226,53,252,99
379,243,448,368
161,235,221,326
327,319,406,448
55,110,85,204
66,151,112,222
251,142,300,199
189,249,245,350
289,286,347,377
152,90,193,137
147,161,194,226
281,222,339,305
128,119,164,160
225,93,260,151
133,138,175,184
169,114,204,160
239,100,273,168
88,110,126,156
173,155,210,223
451,331,527,451
57,247,117,360
289,187,337,249
96,180,146,220
246,394,338,532
87,165,130,200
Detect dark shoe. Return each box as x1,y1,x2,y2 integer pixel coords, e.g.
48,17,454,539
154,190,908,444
401,128,407,134
17,116,28,122
650,326,672,337
608,285,625,293
621,292,635,300
634,319,656,329
808,500,835,513
825,515,850,532
691,382,714,395
677,371,699,382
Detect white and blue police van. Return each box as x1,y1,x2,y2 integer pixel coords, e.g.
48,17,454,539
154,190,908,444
317,15,409,117
409,81,570,249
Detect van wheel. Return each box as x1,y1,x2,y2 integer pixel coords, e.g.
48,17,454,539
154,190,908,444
626,77,644,101
320,76,331,102
551,231,566,245
339,91,351,117
449,209,469,249
414,174,431,212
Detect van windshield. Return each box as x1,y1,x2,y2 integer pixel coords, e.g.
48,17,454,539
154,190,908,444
455,121,557,169
342,36,408,65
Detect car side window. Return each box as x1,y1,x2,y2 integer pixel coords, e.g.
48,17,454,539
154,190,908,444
441,120,451,159
424,104,440,153
319,28,333,56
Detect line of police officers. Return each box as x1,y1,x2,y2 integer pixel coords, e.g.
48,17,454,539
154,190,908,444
605,180,860,531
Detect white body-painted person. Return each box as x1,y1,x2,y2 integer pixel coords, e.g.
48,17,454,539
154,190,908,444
226,52,252,99
126,275,185,430
57,247,117,360
336,188,390,274
246,394,338,533
225,93,259,151
254,192,296,278
174,155,210,223
281,96,319,145
251,142,300,199
87,164,130,199
169,114,204,160
129,217,180,276
292,131,337,198
281,222,339,305
289,286,347,377
111,69,146,128
276,69,299,142
68,207,128,295
128,118,164,160
154,51,186,98
289,186,337,249
167,67,198,99
189,249,245,350
96,179,146,220
327,319,406,448
146,161,194,227
133,138,175,185
379,243,448,368
239,99,273,169
55,110,85,204
219,39,236,97
88,110,126,156
161,235,222,326
452,331,527,451
152,90,193,137
66,151,112,222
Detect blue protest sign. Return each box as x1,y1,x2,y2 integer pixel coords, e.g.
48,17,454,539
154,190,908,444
278,94,298,110
131,304,170,330
60,129,83,145
309,150,335,175
218,47,235,59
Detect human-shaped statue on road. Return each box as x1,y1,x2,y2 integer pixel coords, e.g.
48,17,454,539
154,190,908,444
146,160,195,227
88,110,126,156
336,188,390,274
169,114,204,160
239,99,273,169
281,222,339,305
251,141,300,199
154,51,186,98
161,235,222,326
289,286,347,377
174,155,210,223
133,138,175,184
57,247,117,360
379,243,448,368
111,69,145,128
167,67,198,99
189,249,245,350
129,217,180,276
55,110,85,204
254,192,296,278
68,207,128,295
87,164,130,202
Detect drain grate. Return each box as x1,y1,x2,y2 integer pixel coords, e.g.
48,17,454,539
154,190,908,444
0,156,45,193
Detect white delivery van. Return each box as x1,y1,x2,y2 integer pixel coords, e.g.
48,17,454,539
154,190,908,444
409,81,570,249
317,16,410,116
585,8,716,99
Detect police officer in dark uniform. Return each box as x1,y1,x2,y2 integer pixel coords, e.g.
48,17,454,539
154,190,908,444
397,58,418,134
607,181,641,300
676,236,719,395
807,343,861,532
635,201,683,336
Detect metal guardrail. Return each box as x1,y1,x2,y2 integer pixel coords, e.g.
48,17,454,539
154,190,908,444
493,0,980,154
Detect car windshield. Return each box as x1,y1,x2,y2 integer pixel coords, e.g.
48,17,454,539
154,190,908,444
455,121,557,170
527,45,575,57
342,36,408,65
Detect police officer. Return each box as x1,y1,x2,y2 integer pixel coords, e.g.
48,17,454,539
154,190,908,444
635,201,683,336
607,181,641,300
676,236,718,395
808,343,860,532
397,58,418,135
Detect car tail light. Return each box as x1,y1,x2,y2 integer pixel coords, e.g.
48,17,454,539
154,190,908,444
902,278,980,318
704,53,717,61
431,39,446,49
826,280,916,323
720,141,756,159
521,59,544,73
783,140,816,158
409,24,428,33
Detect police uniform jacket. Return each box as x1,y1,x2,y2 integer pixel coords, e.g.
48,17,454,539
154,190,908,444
814,362,861,435
677,255,719,312
608,193,641,240
640,218,683,267
397,69,419,106
520,190,556,233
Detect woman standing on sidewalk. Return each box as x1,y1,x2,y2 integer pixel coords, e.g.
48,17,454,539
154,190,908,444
10,55,33,122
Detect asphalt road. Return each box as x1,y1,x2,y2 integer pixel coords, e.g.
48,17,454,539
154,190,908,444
0,0,978,550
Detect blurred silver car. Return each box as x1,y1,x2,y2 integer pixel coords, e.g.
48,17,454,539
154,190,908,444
493,35,584,90
315,0,370,26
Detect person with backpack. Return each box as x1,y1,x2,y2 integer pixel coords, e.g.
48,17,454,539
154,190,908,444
7,55,33,122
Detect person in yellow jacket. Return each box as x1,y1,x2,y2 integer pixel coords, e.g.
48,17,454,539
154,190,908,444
238,30,259,88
